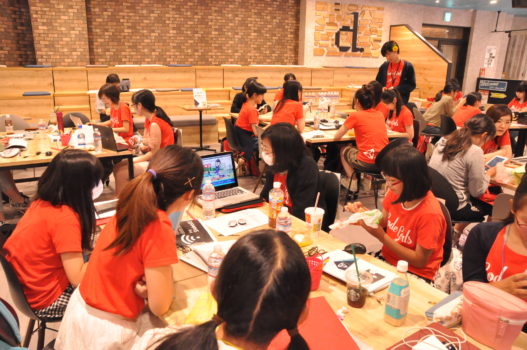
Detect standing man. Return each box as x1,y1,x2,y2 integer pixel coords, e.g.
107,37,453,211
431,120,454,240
376,41,416,105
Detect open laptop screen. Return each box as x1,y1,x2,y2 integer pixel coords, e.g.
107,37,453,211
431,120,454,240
200,152,238,191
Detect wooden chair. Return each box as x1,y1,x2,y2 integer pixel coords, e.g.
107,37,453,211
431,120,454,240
491,193,513,222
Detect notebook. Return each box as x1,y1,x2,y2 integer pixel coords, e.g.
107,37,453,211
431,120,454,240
268,296,360,350
198,152,259,209
93,125,128,152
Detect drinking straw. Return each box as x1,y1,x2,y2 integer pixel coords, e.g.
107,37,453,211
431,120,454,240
351,245,362,289
314,192,320,211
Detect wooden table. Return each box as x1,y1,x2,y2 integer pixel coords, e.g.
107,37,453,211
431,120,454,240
0,131,134,181
167,205,527,349
510,123,527,157
304,129,407,145
177,105,223,152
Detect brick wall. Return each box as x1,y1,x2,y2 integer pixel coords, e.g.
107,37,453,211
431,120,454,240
86,0,300,65
0,0,36,66
28,0,90,66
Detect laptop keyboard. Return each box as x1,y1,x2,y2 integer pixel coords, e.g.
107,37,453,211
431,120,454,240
216,188,244,199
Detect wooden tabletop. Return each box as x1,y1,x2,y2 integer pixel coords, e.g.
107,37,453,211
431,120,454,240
509,123,527,130
166,205,527,349
0,131,132,169
177,105,224,112
304,129,407,144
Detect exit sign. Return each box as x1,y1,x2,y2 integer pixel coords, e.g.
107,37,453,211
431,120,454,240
444,11,452,22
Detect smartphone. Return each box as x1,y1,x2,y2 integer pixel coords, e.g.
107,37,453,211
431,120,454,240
485,155,507,169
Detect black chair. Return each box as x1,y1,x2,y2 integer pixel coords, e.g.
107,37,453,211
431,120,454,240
222,117,243,154
346,164,385,209
63,112,90,128
438,201,453,267
412,119,420,148
317,170,339,232
440,114,457,136
0,251,61,350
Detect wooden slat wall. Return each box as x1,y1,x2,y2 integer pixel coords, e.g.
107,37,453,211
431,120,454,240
53,67,91,117
390,25,450,99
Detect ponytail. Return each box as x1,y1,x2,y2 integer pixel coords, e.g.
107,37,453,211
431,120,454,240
354,86,375,110
287,328,309,350
155,320,219,350
464,92,482,107
154,106,173,127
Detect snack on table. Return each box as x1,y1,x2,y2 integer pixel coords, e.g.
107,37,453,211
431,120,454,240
329,209,383,230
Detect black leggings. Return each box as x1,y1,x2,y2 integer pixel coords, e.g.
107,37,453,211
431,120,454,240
452,197,493,222
234,126,258,161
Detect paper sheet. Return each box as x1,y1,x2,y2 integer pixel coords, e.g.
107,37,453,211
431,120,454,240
203,208,268,236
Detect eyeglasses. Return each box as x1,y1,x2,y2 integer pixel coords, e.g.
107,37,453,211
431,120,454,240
305,246,327,257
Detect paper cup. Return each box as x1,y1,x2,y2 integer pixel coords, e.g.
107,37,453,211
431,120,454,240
305,207,325,240
60,134,71,147
306,255,324,291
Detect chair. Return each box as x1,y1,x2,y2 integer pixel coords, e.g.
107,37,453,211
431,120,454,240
0,251,61,350
63,112,90,128
491,193,513,222
438,201,453,267
222,117,243,153
346,165,385,208
440,115,457,137
252,125,266,192
412,107,427,134
0,115,30,132
411,119,420,148
318,170,340,232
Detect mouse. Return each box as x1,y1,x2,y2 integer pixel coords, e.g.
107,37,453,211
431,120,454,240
344,243,367,255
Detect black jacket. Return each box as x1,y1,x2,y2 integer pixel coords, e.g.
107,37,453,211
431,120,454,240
375,60,416,104
462,221,507,283
260,155,319,220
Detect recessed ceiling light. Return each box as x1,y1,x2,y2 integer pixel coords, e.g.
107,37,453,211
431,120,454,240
490,0,497,4
435,0,440,3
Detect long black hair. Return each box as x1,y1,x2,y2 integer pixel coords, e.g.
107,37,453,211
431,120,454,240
132,89,172,127
464,92,482,107
381,88,403,120
36,149,103,250
353,86,375,110
261,122,307,173
366,80,383,106
274,80,302,114
156,230,311,350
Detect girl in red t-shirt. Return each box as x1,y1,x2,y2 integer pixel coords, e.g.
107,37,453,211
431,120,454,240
483,104,513,161
113,89,175,194
508,83,527,113
4,150,103,318
452,92,482,127
346,145,446,281
463,175,527,302
271,80,305,132
96,83,134,144
381,89,414,140
57,146,204,349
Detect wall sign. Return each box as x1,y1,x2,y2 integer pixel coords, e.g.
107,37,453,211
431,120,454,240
313,1,384,58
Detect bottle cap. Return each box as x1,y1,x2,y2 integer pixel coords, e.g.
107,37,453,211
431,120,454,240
273,181,281,189
280,207,288,213
396,260,408,273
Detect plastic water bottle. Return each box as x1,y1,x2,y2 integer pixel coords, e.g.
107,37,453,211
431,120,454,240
276,207,292,234
77,125,86,148
5,115,13,134
202,179,216,219
385,260,410,326
268,181,284,228
94,129,102,152
207,245,225,284
314,111,320,130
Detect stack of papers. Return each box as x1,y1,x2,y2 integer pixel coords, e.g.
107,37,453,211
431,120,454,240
301,130,326,141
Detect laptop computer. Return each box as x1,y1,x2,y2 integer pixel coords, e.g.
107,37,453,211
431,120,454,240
93,125,129,152
198,152,260,209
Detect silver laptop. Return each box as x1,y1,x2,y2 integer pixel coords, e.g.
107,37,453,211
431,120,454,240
198,152,259,209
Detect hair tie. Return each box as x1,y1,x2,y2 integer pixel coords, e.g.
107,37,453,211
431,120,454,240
287,328,299,337
212,314,224,325
185,176,196,188
147,169,157,179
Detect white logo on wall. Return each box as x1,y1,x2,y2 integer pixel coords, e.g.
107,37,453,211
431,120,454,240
484,46,496,69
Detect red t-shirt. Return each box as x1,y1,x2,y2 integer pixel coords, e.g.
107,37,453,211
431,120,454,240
235,101,259,133
80,210,179,319
273,173,292,208
485,227,527,301
343,109,388,164
382,190,446,280
271,100,303,126
452,105,481,127
110,102,134,142
386,105,413,133
4,200,82,309
508,98,527,111
274,89,284,101
482,130,511,154
386,60,404,89
375,102,390,120
144,115,174,148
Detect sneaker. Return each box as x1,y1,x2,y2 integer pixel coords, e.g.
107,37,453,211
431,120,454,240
340,176,357,192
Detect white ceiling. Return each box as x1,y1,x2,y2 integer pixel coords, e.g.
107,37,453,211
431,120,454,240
380,0,527,16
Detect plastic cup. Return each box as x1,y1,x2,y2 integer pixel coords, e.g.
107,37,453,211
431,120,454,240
306,255,324,291
60,134,71,147
345,269,370,308
305,207,325,241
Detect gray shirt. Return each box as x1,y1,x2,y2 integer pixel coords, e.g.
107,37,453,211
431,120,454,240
429,138,489,210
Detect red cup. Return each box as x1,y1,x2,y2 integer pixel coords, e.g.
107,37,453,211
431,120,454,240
306,255,324,291
60,134,71,147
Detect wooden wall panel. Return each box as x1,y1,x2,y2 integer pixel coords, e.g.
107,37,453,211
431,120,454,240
332,68,377,87
311,69,334,87
53,67,88,92
195,67,224,88
390,25,450,99
0,96,54,121
0,68,53,94
86,67,196,90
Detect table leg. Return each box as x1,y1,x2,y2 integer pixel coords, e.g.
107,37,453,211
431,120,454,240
127,155,134,180
192,110,215,152
514,129,527,157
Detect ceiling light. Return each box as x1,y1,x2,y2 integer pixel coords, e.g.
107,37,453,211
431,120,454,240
435,0,440,3
490,0,498,4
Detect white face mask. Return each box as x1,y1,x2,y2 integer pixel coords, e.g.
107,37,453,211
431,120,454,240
262,152,274,166
92,180,104,200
